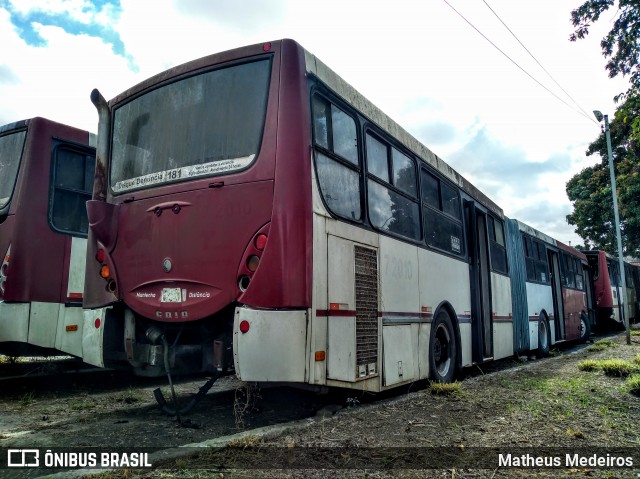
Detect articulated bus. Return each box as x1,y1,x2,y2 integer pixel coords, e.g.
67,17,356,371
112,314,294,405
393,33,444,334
506,220,591,355
583,250,637,328
0,117,96,357
82,40,590,390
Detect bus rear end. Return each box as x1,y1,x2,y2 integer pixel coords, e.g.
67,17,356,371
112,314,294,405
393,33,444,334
83,40,311,377
0,117,95,357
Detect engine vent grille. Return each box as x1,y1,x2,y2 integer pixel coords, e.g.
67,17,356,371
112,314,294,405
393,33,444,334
354,245,378,375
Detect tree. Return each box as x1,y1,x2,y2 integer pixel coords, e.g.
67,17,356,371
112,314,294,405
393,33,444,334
570,0,640,97
566,96,640,256
570,1,640,137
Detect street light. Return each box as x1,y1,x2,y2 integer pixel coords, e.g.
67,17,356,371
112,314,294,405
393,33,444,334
593,110,630,345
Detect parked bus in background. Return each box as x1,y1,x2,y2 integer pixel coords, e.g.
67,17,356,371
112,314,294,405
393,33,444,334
624,262,637,324
82,40,591,395
0,118,96,358
632,262,640,321
583,250,637,329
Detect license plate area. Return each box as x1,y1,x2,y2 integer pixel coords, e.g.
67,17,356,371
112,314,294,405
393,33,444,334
161,287,182,303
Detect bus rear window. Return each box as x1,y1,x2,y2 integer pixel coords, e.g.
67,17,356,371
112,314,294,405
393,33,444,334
110,59,271,193
0,129,27,211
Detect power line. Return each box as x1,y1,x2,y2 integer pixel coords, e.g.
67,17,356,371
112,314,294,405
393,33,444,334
442,0,597,124
480,0,596,123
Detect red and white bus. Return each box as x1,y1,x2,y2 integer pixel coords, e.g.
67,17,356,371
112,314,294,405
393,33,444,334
583,250,637,328
82,40,590,390
0,117,96,358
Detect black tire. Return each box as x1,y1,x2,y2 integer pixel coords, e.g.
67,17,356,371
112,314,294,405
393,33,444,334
429,310,457,383
537,316,550,358
579,312,591,343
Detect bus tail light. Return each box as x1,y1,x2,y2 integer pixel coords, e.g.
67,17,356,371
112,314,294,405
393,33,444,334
95,243,117,293
100,265,110,278
237,224,270,293
0,244,10,295
247,255,260,272
239,320,250,333
255,234,268,251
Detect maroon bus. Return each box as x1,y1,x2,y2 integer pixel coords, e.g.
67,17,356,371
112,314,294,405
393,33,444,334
0,118,95,357
82,40,599,405
583,250,637,329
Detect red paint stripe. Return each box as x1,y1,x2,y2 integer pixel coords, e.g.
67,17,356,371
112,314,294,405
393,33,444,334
316,309,356,317
316,309,473,320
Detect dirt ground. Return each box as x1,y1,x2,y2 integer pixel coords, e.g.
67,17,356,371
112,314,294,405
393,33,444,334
2,332,640,479
103,332,640,479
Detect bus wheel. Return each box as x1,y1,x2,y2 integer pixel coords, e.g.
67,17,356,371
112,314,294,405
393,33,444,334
579,312,591,343
429,310,457,383
537,316,550,358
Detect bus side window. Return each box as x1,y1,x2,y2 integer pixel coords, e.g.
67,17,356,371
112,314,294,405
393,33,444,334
487,216,508,274
421,169,464,256
365,132,420,241
312,95,361,222
50,145,95,236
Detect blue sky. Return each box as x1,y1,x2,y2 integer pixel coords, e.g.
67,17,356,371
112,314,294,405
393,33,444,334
0,0,630,244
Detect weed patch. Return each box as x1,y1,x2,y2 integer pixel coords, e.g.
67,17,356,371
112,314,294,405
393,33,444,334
599,359,638,377
577,359,600,371
624,375,640,396
587,339,619,352
428,381,462,396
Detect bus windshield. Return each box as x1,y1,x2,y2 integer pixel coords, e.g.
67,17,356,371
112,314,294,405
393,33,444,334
0,129,27,211
110,59,271,193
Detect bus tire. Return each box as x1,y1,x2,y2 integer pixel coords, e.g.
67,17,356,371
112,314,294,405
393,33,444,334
429,310,457,383
537,316,550,358
579,312,591,343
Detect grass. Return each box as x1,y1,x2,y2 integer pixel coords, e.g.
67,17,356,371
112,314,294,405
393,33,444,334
624,375,640,396
586,339,619,352
598,359,638,377
428,381,463,396
577,359,600,371
114,386,142,404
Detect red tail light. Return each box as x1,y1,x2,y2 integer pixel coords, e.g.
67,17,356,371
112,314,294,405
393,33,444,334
96,248,105,263
239,320,250,333
255,234,268,251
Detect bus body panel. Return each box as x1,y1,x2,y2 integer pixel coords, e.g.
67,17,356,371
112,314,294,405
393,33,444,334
113,182,275,321
525,282,553,322
491,272,514,361
0,303,29,342
233,307,307,382
0,117,95,357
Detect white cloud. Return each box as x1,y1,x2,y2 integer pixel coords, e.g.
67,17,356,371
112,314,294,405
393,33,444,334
0,0,632,245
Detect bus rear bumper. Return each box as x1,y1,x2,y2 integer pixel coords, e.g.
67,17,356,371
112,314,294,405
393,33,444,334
0,302,29,343
233,307,307,383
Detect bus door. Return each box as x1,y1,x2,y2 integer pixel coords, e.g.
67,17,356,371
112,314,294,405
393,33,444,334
548,250,565,341
465,201,493,362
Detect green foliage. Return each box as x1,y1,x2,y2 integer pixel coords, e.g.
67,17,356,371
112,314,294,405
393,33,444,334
566,95,640,256
570,1,640,100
